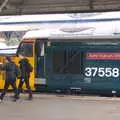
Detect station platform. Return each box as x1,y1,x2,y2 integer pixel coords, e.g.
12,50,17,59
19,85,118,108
0,94,120,120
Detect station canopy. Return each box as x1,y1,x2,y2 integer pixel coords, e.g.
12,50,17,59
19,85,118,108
0,0,120,15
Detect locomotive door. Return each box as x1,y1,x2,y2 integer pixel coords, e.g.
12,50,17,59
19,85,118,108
35,40,45,85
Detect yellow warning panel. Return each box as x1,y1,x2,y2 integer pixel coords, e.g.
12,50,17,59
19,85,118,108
0,56,5,89
0,56,35,90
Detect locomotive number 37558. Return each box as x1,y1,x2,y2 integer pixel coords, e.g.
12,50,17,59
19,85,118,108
85,67,119,78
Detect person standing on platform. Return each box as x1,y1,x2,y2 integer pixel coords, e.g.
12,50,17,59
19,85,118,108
0,56,19,102
18,53,33,100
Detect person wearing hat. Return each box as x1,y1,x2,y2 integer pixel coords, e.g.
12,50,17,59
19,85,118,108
0,56,19,102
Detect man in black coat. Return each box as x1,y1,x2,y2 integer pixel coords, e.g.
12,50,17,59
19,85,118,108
18,53,32,100
0,56,19,102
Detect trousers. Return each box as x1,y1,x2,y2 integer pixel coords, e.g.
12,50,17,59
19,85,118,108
1,80,18,100
18,77,32,98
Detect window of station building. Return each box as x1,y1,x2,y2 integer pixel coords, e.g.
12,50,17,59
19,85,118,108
18,42,33,57
52,49,81,74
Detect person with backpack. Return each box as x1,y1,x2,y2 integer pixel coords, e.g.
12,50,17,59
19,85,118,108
0,56,19,102
18,53,33,100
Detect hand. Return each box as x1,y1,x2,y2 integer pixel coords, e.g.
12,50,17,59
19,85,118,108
22,79,24,82
0,62,3,65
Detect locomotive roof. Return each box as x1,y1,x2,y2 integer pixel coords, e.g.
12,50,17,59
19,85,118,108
23,29,120,42
48,35,120,43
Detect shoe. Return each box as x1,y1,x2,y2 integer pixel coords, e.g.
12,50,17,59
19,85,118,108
26,97,33,101
12,96,19,102
12,98,19,102
0,96,3,103
12,99,17,102
0,99,2,103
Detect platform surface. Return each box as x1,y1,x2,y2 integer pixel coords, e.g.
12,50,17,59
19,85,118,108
0,94,120,120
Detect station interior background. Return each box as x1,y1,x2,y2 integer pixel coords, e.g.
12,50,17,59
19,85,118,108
0,11,120,51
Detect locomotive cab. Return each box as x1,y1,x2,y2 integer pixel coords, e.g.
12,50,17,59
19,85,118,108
17,38,47,90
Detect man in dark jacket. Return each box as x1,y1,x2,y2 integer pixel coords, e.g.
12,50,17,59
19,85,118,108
18,53,32,100
0,56,19,102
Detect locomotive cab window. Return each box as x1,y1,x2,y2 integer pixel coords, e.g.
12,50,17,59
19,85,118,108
53,49,82,74
17,42,33,57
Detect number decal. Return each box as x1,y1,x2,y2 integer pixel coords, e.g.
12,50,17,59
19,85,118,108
85,67,92,77
98,68,105,77
84,67,120,78
105,68,112,77
91,67,98,77
112,68,119,77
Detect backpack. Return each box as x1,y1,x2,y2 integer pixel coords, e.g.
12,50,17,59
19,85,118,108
15,66,21,79
26,62,33,73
